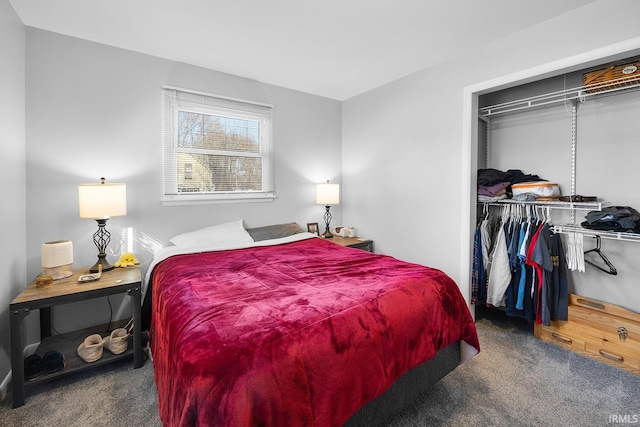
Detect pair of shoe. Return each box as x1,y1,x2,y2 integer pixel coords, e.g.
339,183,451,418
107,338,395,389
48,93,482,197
77,328,129,363
24,350,65,381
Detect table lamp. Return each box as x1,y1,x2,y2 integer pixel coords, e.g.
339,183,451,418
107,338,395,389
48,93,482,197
79,177,127,273
41,240,74,280
316,180,339,238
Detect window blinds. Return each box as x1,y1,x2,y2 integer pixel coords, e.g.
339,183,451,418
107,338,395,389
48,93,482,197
162,86,275,204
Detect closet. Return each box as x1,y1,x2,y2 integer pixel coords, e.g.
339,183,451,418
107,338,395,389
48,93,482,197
473,57,640,374
475,56,640,318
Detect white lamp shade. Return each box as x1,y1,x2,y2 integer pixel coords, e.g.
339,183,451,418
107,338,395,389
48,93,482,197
41,240,73,268
79,182,127,219
316,182,340,205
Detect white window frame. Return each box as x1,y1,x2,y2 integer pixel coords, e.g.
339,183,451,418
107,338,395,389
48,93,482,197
162,86,275,205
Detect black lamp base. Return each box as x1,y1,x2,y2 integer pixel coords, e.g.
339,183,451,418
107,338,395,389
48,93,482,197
322,205,334,238
89,258,115,274
90,218,115,273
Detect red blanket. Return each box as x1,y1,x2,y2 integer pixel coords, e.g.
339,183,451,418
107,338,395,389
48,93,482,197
151,237,479,426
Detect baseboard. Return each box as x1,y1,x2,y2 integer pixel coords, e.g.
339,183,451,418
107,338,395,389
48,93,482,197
0,371,10,401
0,342,41,402
23,342,40,357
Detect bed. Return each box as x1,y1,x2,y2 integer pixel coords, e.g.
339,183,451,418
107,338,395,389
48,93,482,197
146,221,479,426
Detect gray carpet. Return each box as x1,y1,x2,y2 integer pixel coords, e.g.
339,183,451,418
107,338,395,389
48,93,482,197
0,357,161,427
1,309,639,426
388,308,640,426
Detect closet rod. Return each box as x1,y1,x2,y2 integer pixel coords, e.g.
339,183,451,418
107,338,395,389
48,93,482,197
484,200,601,211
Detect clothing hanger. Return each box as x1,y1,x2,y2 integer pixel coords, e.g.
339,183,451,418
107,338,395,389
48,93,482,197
483,203,490,221
501,205,509,223
584,235,617,275
545,206,551,224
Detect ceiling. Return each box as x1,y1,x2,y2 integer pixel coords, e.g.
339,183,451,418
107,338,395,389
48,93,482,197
9,0,596,100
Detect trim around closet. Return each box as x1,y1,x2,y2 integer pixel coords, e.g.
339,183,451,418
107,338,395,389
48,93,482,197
460,36,640,316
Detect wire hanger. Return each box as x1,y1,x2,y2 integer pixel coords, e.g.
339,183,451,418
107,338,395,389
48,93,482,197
584,235,617,275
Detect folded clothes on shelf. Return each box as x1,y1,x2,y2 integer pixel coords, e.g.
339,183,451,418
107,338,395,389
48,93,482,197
581,206,640,233
477,168,544,187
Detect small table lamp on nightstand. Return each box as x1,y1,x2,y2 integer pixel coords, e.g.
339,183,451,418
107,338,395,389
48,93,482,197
316,180,339,238
41,240,73,280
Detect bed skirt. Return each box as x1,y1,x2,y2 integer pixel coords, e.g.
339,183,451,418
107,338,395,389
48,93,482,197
345,341,461,426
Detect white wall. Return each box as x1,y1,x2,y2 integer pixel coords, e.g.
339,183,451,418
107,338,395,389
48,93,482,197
0,0,26,391
24,29,342,335
342,0,640,311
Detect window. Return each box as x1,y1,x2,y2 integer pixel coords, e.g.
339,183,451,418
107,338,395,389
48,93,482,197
162,86,274,204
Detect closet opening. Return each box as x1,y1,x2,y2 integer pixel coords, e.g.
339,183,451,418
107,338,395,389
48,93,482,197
462,40,640,322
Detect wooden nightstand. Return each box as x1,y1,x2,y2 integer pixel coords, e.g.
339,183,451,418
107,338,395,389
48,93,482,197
328,236,374,253
9,267,144,408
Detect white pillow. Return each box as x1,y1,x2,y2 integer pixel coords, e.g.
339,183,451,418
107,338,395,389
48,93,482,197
169,220,254,248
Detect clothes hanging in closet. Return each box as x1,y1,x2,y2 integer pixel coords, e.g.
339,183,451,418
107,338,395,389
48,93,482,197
486,218,511,307
473,206,569,326
471,226,485,306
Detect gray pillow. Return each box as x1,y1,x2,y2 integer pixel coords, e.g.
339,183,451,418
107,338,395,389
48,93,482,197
245,222,306,242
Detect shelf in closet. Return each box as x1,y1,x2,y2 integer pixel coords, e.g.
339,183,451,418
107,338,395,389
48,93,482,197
481,201,640,242
479,75,640,118
483,199,602,211
552,224,640,243
479,68,640,222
